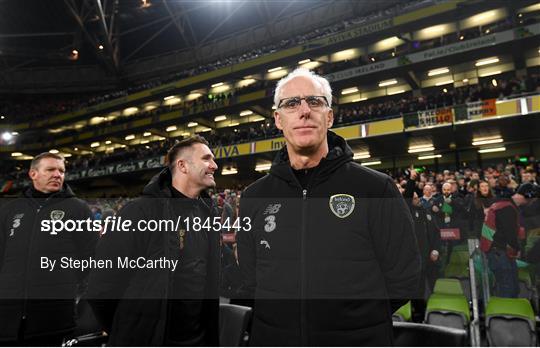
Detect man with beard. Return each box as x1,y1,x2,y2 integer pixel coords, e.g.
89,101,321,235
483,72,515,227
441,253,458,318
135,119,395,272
433,182,467,263
0,153,97,345
237,68,420,346
88,136,220,346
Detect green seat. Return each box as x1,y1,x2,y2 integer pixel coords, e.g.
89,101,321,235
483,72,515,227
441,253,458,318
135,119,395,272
486,297,535,321
486,297,536,346
425,293,470,330
433,278,464,296
452,244,469,252
443,263,469,278
448,250,469,266
444,248,469,279
392,301,412,322
518,267,532,287
426,294,470,322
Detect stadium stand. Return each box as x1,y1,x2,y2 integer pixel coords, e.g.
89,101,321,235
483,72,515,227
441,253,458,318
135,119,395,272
1,0,540,346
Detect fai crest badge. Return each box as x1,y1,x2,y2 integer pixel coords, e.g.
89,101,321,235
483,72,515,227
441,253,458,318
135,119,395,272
329,194,355,218
50,210,65,221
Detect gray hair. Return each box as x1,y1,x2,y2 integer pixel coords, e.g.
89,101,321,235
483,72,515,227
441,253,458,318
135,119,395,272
273,68,333,109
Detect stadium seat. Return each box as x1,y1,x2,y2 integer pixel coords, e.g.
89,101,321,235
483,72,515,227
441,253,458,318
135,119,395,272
425,293,470,330
443,264,469,278
518,267,535,299
392,321,468,347
444,249,470,278
433,278,465,296
485,297,536,347
219,303,252,347
393,301,412,322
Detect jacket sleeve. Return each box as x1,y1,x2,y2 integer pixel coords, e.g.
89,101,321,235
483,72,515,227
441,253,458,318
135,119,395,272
86,201,142,332
495,206,520,251
370,178,422,311
426,214,442,252
403,178,416,200
236,191,256,304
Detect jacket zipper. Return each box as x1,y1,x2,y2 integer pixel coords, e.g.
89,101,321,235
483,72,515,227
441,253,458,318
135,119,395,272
300,188,307,346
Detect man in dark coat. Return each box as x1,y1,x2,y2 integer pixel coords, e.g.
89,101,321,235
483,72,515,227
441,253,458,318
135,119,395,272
87,136,220,346
403,170,441,296
432,181,467,264
237,68,421,346
0,152,97,345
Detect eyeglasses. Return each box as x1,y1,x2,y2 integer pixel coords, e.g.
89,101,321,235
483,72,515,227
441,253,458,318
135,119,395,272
277,96,329,112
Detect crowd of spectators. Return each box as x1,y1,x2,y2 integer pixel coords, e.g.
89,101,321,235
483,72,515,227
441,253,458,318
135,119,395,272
335,74,540,125
1,72,539,183
10,71,540,151
391,159,540,290
66,73,540,169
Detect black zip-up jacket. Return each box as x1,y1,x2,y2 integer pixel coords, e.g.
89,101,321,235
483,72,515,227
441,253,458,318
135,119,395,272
87,168,219,346
0,184,96,341
237,131,421,346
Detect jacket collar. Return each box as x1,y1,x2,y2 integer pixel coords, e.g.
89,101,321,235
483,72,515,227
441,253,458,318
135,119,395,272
269,130,353,187
142,167,213,209
23,183,76,199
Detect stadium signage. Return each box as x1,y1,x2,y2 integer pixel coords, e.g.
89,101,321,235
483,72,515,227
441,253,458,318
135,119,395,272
212,145,240,159
189,99,232,114
325,24,537,82
406,30,514,63
270,139,286,151
418,107,453,127
321,18,394,47
403,107,453,129
116,163,137,173
325,61,396,82
150,86,176,95
454,99,497,122
66,156,164,180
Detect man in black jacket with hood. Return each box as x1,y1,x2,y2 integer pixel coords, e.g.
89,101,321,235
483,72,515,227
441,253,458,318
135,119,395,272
87,136,220,346
0,152,97,345
237,68,421,346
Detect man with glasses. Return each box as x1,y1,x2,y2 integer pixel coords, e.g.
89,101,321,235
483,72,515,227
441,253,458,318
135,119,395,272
237,68,421,346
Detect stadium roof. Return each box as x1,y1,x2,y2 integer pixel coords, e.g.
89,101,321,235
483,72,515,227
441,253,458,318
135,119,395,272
0,0,397,83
